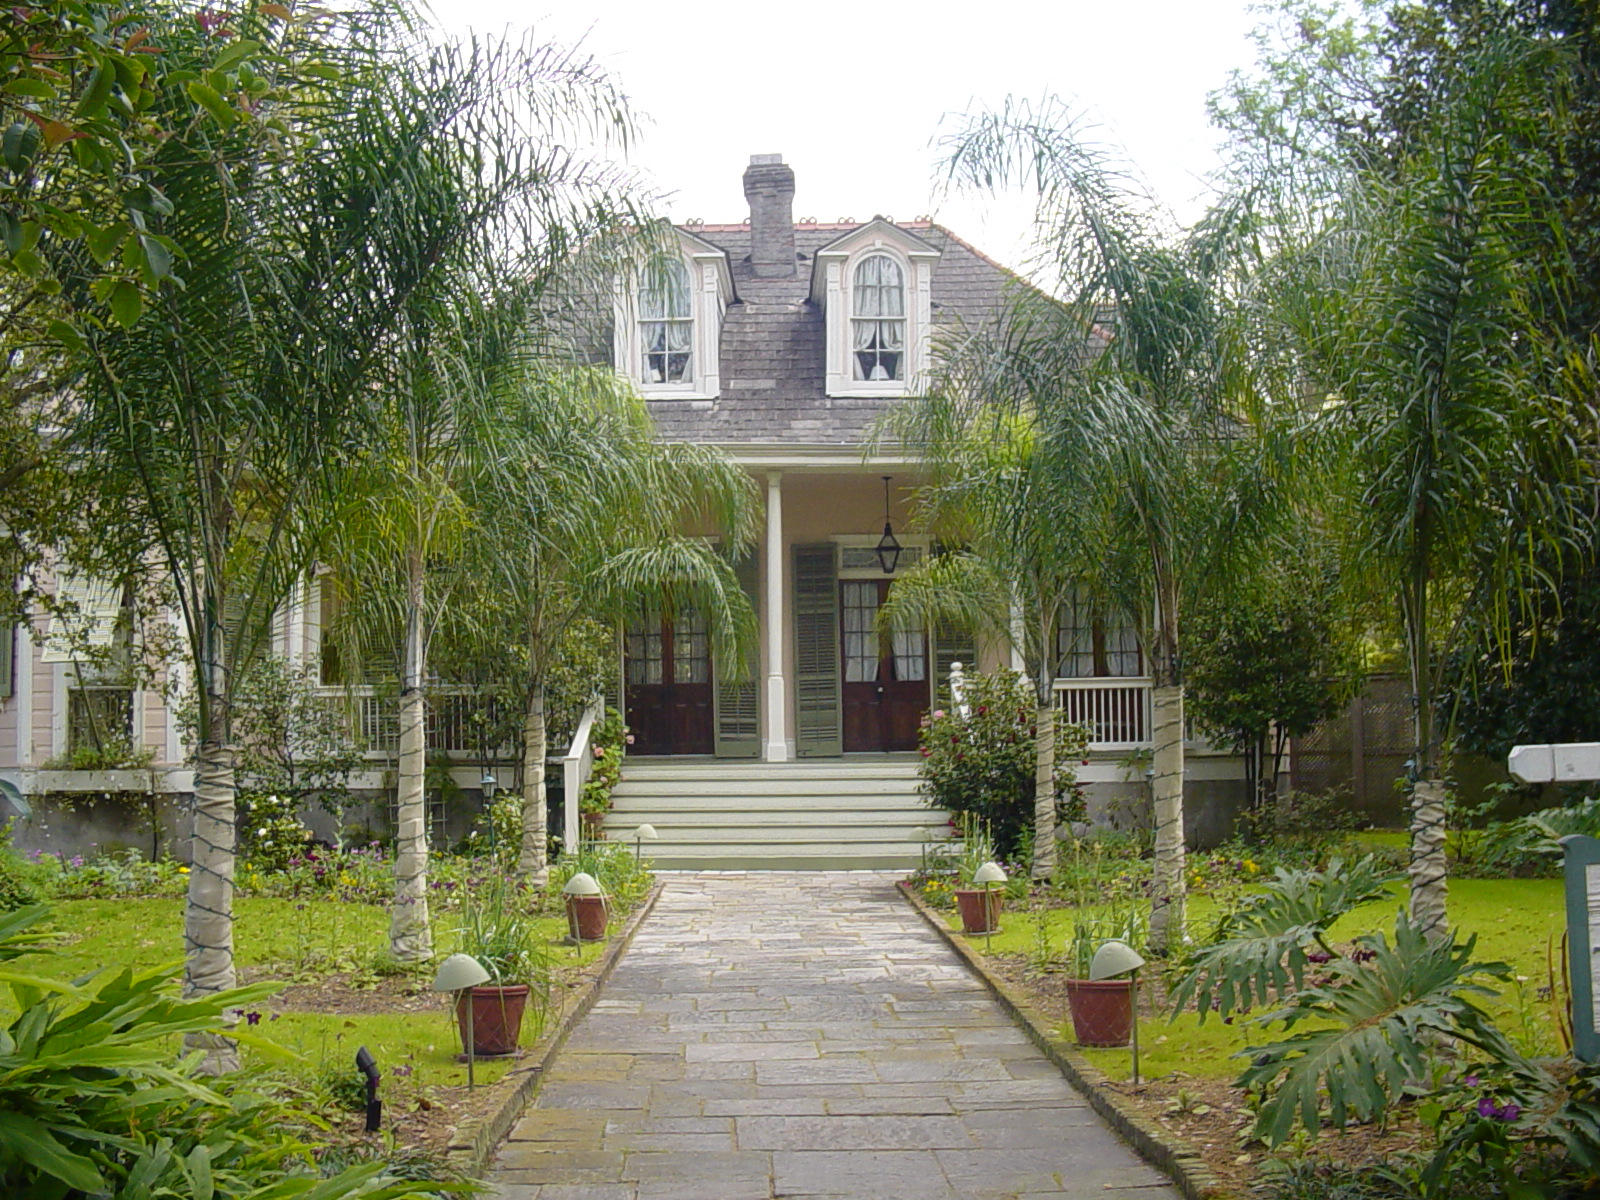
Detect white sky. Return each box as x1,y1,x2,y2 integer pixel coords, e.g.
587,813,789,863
434,0,1267,278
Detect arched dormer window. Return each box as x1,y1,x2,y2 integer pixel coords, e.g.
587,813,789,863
639,256,693,385
851,254,905,382
814,221,938,398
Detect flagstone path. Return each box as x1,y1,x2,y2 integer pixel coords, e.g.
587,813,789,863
488,872,1179,1200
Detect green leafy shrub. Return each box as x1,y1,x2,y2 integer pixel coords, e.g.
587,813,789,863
1170,856,1400,1022
1452,793,1600,879
917,669,1086,858
1235,914,1509,1146
0,905,447,1197
579,707,627,820
239,790,314,873
552,839,654,910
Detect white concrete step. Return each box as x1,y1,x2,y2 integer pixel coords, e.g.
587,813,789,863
601,757,943,870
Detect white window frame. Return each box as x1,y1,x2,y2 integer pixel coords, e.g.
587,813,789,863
814,222,939,399
613,231,730,402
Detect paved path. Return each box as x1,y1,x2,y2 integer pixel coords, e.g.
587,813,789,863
489,873,1179,1200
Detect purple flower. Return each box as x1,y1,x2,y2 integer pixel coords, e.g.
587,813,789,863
244,1010,261,1026
1476,1096,1521,1122
1464,1074,1480,1088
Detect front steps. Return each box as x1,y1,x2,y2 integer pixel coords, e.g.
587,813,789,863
603,758,947,871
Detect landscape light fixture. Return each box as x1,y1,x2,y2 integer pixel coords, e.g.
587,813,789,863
633,823,659,863
354,1045,382,1132
431,953,491,1088
973,860,1006,953
1089,939,1147,1083
480,772,497,800
875,476,902,574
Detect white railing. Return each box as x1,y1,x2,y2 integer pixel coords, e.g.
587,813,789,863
1053,676,1152,750
561,697,604,853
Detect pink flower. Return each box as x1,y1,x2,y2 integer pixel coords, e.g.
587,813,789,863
625,734,635,745
932,710,945,719
593,746,605,758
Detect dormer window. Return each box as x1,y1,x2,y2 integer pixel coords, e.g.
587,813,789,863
640,256,693,385
613,226,732,402
852,255,905,382
813,220,939,399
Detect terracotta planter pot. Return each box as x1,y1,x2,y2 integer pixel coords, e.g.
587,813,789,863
954,887,1002,934
454,984,529,1057
566,893,609,941
1064,977,1134,1047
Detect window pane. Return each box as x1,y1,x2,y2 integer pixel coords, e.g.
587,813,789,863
642,319,692,383
626,608,663,685
1056,597,1094,678
1105,618,1142,676
640,257,691,318
673,606,709,684
892,630,926,682
639,257,693,383
842,582,880,683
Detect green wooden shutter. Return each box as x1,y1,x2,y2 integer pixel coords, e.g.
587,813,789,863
714,553,760,758
793,543,841,758
0,622,13,699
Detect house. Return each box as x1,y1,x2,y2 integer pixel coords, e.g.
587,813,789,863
594,154,1247,865
0,154,1246,867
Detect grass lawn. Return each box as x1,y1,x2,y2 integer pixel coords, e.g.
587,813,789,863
937,877,1568,1082
10,896,609,1096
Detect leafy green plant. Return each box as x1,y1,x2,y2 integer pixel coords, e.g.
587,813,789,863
453,869,547,986
916,670,1083,859
1236,913,1509,1146
0,904,449,1197
1066,906,1149,978
1170,856,1399,1022
551,840,654,911
579,707,627,819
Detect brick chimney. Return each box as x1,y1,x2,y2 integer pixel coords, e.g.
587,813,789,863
743,153,796,279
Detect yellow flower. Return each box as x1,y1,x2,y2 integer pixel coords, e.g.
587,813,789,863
1243,860,1259,874
178,866,190,874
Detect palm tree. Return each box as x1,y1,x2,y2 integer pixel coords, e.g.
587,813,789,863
931,100,1280,950
1268,33,1592,940
62,7,635,1064
875,382,1096,880
466,364,759,883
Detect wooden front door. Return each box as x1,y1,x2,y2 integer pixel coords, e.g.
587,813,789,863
840,580,927,752
626,605,713,755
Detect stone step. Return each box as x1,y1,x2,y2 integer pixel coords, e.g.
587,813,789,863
603,758,937,870
609,791,929,811
611,777,923,797
606,807,941,828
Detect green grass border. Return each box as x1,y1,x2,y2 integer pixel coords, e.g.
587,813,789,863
445,882,665,1178
897,881,1238,1200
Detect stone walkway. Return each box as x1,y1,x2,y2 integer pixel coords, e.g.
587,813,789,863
489,873,1179,1200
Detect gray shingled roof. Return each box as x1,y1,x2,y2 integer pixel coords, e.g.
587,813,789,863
646,222,1014,447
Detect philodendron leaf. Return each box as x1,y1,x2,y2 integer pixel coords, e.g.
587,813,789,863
1235,913,1509,1146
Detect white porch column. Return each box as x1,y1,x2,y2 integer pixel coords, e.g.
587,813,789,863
763,471,789,762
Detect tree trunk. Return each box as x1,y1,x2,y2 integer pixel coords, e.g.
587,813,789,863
1147,682,1187,955
1408,779,1449,941
389,551,432,961
1403,568,1448,942
1031,702,1057,879
184,739,239,1073
518,684,549,885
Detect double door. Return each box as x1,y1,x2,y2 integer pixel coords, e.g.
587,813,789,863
840,579,926,753
625,606,713,755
